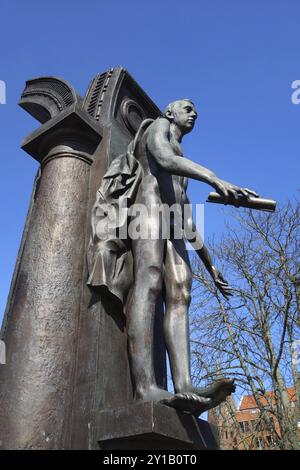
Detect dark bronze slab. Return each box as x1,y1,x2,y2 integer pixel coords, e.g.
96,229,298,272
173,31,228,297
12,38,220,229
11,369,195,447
96,402,219,450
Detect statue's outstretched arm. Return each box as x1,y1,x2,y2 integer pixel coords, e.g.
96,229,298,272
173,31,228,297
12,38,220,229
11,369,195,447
147,118,217,185
147,119,259,201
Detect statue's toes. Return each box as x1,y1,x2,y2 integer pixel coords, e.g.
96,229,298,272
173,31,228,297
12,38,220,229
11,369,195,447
220,378,236,395
226,382,236,394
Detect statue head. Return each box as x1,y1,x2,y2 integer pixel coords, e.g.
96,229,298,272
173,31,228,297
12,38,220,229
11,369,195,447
163,99,197,134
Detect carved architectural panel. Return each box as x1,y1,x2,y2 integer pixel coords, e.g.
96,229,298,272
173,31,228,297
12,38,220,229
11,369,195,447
83,69,113,120
120,98,146,134
19,77,80,123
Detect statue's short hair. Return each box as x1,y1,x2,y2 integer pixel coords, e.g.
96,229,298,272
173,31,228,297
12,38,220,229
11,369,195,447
163,99,195,120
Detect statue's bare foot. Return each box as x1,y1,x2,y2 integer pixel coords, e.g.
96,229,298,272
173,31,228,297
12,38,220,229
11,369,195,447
161,392,211,416
136,385,174,403
136,386,211,415
177,378,236,410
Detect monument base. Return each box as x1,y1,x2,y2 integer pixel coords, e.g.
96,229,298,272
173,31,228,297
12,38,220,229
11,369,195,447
96,402,219,450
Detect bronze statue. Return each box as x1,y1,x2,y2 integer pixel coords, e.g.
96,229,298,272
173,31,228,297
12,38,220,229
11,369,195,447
1,68,276,448
88,99,261,414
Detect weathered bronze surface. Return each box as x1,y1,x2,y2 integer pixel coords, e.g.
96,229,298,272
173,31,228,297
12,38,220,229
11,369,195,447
87,97,265,414
0,67,274,449
207,191,276,211
97,402,219,450
0,68,166,449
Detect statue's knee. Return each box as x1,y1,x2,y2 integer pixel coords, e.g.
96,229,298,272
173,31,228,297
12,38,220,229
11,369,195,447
127,324,138,345
167,281,191,306
147,265,162,296
134,264,162,298
179,287,191,306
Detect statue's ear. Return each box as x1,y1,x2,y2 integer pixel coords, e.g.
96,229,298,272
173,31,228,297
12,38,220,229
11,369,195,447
165,109,174,121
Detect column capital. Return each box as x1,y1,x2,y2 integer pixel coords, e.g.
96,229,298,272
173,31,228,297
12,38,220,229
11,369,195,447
21,105,102,163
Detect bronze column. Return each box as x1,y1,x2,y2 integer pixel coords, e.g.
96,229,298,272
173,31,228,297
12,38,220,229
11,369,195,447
0,109,101,449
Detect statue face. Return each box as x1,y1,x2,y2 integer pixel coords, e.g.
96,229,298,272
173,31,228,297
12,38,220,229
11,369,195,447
171,100,198,134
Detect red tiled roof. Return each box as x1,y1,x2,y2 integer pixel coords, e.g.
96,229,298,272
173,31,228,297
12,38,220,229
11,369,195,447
238,387,296,410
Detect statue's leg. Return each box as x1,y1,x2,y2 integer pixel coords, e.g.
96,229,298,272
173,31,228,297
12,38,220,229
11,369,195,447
126,176,172,402
163,238,193,392
163,239,236,407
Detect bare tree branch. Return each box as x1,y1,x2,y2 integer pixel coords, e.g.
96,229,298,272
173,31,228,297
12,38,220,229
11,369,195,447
191,199,300,449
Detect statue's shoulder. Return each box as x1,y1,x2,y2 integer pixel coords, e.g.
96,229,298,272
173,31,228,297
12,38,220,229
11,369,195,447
133,117,170,156
146,116,170,137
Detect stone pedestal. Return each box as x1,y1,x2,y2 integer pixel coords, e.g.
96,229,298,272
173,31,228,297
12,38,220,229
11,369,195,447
97,402,219,450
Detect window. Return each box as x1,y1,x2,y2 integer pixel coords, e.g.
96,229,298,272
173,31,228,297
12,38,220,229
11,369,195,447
255,437,265,450
251,418,258,430
266,435,272,446
239,421,250,433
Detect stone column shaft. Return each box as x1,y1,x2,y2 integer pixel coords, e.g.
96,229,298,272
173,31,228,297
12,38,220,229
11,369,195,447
0,132,97,449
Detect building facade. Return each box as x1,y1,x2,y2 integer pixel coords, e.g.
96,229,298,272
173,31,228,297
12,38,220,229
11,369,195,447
208,387,298,450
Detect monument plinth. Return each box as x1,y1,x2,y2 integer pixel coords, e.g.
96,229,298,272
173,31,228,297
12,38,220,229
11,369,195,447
97,402,219,450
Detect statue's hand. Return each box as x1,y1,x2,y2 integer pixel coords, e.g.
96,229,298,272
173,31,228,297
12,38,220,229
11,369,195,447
211,177,259,202
211,266,233,300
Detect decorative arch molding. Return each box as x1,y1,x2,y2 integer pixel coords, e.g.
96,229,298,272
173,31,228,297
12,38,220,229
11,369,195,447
19,76,80,123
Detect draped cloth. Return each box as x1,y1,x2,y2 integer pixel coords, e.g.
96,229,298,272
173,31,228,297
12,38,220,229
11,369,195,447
87,119,154,304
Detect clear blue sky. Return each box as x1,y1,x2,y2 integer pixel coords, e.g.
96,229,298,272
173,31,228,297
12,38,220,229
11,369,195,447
0,0,299,323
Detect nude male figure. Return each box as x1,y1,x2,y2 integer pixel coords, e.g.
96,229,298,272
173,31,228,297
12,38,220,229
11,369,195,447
126,100,258,410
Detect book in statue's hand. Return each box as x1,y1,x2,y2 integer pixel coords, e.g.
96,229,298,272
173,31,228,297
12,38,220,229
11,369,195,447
207,192,276,212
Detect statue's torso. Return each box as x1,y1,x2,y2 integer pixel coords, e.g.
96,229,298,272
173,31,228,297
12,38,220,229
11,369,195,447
137,119,188,207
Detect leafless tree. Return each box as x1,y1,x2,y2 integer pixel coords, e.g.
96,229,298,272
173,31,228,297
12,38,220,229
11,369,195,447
191,199,300,450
